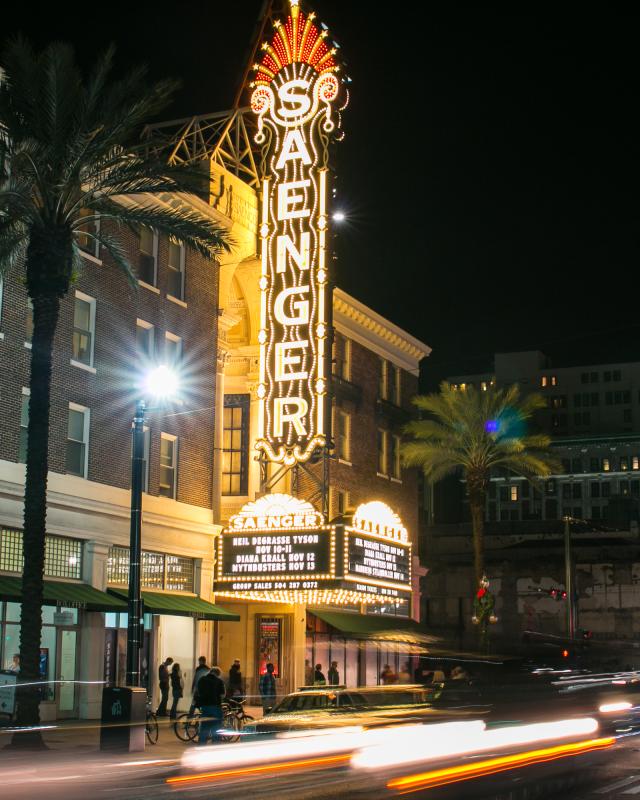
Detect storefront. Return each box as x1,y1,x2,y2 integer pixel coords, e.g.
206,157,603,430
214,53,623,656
215,494,419,696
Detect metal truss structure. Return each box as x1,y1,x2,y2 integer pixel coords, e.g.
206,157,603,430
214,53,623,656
258,451,331,520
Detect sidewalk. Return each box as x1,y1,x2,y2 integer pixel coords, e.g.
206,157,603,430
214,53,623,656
1,705,264,757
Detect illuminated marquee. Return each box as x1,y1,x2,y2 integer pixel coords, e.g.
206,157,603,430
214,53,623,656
250,1,347,466
218,494,336,592
345,502,412,595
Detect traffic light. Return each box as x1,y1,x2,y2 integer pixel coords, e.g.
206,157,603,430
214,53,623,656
549,587,567,601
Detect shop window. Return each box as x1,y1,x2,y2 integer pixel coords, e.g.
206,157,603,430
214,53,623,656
159,433,178,499
167,239,185,301
142,551,165,589
107,545,130,585
106,545,195,592
138,226,158,286
222,395,249,495
18,388,29,463
72,292,96,368
66,404,90,478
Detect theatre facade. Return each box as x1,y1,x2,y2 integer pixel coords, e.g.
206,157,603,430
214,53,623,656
212,1,430,695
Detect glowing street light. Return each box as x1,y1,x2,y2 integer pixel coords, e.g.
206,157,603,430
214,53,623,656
126,366,179,687
332,210,346,222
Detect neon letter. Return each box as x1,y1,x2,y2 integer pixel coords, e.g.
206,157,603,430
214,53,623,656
274,397,309,437
277,180,311,220
276,232,310,273
275,341,309,381
276,129,312,169
277,79,311,118
274,286,310,326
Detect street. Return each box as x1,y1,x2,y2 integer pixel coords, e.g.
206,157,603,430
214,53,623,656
2,719,640,800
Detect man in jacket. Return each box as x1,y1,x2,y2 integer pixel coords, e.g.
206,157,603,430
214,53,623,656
197,666,226,745
190,656,210,715
259,662,277,714
157,656,173,716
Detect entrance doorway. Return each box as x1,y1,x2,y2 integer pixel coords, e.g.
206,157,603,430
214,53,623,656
56,628,78,718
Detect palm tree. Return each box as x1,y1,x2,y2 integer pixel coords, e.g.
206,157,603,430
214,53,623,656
402,382,561,585
0,38,231,739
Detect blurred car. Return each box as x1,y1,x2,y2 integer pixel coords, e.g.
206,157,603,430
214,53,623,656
243,685,471,735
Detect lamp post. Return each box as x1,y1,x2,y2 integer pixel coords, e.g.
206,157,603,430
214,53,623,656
563,515,577,640
126,367,178,687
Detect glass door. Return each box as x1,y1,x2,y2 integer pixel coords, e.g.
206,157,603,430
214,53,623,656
56,628,78,717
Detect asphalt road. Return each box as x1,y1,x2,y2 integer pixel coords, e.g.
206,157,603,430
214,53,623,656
2,728,640,799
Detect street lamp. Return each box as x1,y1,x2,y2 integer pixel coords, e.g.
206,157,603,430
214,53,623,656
126,365,179,687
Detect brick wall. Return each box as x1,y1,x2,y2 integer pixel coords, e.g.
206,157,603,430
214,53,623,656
0,219,219,510
300,338,421,543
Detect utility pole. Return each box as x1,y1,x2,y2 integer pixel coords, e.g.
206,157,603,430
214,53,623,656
563,515,576,640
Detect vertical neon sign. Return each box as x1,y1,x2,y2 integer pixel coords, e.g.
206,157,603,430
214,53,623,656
251,1,346,466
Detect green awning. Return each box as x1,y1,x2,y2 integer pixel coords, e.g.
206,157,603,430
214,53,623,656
310,610,436,643
108,588,240,621
0,575,127,612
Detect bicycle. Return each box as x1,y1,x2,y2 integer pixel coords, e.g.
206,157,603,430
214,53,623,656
173,700,252,743
145,702,159,745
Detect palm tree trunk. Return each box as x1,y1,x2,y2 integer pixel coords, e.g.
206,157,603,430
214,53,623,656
13,291,61,746
470,499,485,585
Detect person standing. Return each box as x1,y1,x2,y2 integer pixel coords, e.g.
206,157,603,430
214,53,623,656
259,662,277,714
314,663,326,686
197,666,226,745
328,661,339,686
304,659,314,686
190,656,209,715
228,659,243,699
170,663,184,720
380,664,397,685
157,656,173,716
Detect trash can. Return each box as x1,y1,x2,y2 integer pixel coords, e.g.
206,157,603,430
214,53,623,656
100,686,146,752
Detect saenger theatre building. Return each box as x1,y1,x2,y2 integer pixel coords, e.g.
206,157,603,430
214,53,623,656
209,2,431,698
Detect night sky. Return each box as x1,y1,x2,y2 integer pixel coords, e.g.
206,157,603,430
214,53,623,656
3,3,638,388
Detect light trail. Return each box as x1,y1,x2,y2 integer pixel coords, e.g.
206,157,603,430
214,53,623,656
386,737,615,794
167,753,350,785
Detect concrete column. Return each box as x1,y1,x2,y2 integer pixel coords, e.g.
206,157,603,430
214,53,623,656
79,541,110,719
290,603,307,693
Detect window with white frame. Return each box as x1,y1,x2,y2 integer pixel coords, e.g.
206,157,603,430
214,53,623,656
138,227,158,286
76,208,100,259
332,333,351,381
390,434,401,480
18,389,29,463
25,298,34,344
159,433,178,499
377,429,388,475
510,484,519,501
333,407,351,462
136,319,154,360
164,331,182,367
66,404,89,478
393,366,401,406
72,292,96,367
379,359,389,400
167,239,185,301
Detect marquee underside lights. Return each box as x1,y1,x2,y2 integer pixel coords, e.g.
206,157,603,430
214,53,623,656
251,3,347,466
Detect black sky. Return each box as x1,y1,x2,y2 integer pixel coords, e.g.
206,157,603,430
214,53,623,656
3,3,639,387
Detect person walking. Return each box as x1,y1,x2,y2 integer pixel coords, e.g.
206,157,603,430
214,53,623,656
328,661,339,686
314,663,326,686
170,663,184,720
197,666,226,745
228,659,244,699
157,656,173,716
189,656,209,715
259,662,277,714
